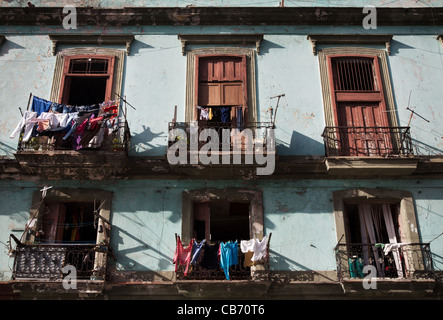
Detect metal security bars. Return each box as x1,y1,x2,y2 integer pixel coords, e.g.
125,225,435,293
322,126,413,157
335,243,434,281
332,57,376,91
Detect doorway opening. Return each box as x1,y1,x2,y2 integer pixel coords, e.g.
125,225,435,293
193,200,250,242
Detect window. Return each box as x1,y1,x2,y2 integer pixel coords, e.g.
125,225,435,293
49,47,125,106
343,202,406,278
59,55,115,106
13,188,112,280
181,189,263,243
332,189,433,279
184,47,258,124
193,200,250,242
328,55,392,156
317,47,403,157
36,201,98,244
196,55,247,126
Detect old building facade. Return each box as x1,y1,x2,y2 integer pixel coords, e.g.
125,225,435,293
0,1,442,300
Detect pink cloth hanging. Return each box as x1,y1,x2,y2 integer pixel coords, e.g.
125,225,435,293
173,236,194,275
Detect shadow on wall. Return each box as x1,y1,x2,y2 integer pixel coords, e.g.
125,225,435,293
0,141,17,157
268,249,337,282
0,39,25,56
109,189,182,273
130,125,167,156
276,130,325,156
412,138,443,156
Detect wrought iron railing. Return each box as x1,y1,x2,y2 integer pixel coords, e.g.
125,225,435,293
176,244,252,280
335,243,434,281
168,121,275,153
17,119,130,153
12,242,109,280
175,235,272,281
322,126,413,157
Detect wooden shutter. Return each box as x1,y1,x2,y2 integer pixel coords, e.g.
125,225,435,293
196,55,247,121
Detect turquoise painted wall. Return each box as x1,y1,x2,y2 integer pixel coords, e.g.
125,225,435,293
0,179,441,279
3,26,443,157
0,2,442,282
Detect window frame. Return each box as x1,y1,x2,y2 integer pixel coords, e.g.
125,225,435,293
181,188,264,244
332,188,420,246
317,47,399,153
59,54,116,105
50,47,126,106
184,47,258,124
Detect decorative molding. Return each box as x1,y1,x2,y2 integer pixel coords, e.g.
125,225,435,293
307,34,393,55
178,34,263,55
48,34,134,56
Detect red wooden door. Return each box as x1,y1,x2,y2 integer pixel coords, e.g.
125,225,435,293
329,56,393,156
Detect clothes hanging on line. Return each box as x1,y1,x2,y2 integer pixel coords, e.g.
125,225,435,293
220,107,231,123
12,95,121,150
199,241,220,270
240,236,268,266
9,111,38,142
219,240,238,280
190,239,206,266
173,236,194,276
199,106,210,121
348,257,365,278
383,243,411,255
31,96,52,117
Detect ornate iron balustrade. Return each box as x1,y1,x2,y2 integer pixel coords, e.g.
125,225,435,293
17,119,130,153
335,243,434,281
322,126,413,157
12,243,109,280
168,121,275,153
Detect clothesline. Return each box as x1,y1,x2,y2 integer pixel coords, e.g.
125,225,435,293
173,233,271,280
10,95,122,150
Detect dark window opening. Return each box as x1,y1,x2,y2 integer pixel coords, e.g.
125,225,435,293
193,200,250,242
344,203,401,244
66,77,107,106
37,201,97,244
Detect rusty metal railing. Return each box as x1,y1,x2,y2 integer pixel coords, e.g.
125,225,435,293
322,126,413,157
335,242,434,281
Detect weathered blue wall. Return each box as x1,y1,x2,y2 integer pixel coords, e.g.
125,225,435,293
3,26,443,157
0,179,441,280
0,2,442,285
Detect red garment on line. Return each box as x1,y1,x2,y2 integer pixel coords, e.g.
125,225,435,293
173,236,194,275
